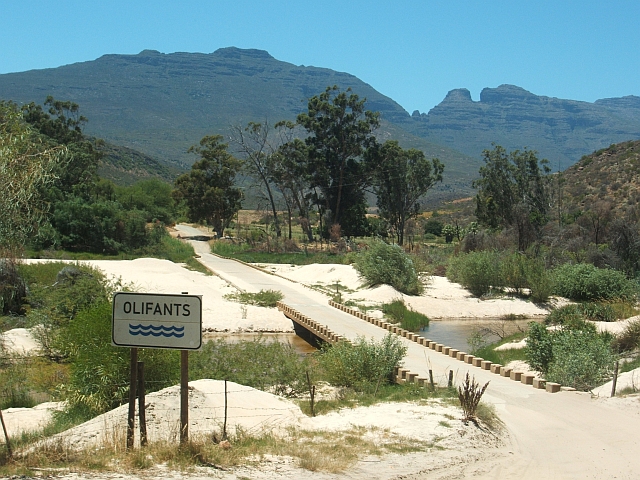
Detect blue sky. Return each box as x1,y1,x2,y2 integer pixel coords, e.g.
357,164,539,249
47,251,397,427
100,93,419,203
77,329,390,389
2,1,638,113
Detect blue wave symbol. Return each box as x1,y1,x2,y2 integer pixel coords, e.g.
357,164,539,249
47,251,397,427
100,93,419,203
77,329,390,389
129,323,185,338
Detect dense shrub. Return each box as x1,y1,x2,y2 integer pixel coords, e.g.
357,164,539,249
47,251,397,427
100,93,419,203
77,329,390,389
318,334,407,391
612,319,640,354
552,263,637,301
424,218,444,236
223,289,284,308
546,328,614,391
525,322,553,374
525,319,614,391
500,253,529,294
354,241,423,295
190,337,308,397
59,301,180,417
0,258,27,315
447,251,503,297
526,257,553,303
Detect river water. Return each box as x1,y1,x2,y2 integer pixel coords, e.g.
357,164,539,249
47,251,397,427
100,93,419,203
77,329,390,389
203,317,534,354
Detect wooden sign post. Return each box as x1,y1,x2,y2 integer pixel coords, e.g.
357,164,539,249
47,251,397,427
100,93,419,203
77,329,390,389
112,292,202,450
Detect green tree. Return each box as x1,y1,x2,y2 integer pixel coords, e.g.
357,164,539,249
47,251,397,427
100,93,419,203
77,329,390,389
474,145,551,251
354,240,423,295
172,135,242,237
0,101,67,249
21,96,101,199
231,121,283,237
295,86,380,237
373,140,443,245
115,178,176,224
270,135,315,241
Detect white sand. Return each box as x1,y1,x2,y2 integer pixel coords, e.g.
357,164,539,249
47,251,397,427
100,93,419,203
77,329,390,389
24,258,293,333
1,328,40,355
263,263,550,319
7,254,640,478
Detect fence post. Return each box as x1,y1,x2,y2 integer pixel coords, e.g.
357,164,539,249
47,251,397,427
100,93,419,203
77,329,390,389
448,370,454,388
137,361,147,447
180,350,189,445
611,360,620,398
127,348,138,450
0,408,12,459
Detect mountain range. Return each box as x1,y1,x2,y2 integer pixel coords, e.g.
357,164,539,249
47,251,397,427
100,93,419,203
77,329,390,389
1,47,639,198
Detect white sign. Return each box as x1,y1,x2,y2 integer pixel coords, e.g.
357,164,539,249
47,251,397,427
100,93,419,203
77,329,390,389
112,292,202,350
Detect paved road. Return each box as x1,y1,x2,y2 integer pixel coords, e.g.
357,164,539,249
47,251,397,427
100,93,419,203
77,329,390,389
177,225,640,479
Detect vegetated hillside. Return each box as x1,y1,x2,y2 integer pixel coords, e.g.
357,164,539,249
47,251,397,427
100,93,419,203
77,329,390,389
560,140,640,219
93,139,181,185
408,85,640,171
0,48,414,166
0,48,478,199
2,48,638,196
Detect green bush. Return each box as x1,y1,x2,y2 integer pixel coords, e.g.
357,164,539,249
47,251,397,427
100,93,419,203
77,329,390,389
190,337,309,397
545,305,584,326
552,263,637,301
525,319,614,390
612,319,640,354
58,301,180,418
524,322,553,374
501,253,529,295
546,328,614,391
447,251,503,297
381,299,429,331
523,257,553,303
318,334,407,392
354,241,423,295
0,258,27,315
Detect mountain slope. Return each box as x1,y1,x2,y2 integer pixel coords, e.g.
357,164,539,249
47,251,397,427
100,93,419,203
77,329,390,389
560,140,640,219
1,48,639,196
408,85,640,170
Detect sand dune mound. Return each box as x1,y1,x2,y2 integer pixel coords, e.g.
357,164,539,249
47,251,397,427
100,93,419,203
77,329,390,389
36,379,306,451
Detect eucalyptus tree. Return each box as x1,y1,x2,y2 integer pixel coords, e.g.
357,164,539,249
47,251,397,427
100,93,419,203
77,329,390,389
0,101,67,249
373,140,444,245
295,85,380,237
474,144,551,251
231,121,283,237
270,136,315,241
172,135,242,237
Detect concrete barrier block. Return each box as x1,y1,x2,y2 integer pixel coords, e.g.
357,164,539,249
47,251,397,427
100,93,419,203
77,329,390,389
521,373,535,385
437,344,445,352
416,377,427,387
407,373,418,383
464,355,475,364
490,364,502,374
442,346,450,355
546,382,561,393
481,360,492,370
472,357,483,367
510,371,523,381
398,368,410,381
429,341,437,350
456,351,467,361
449,348,458,358
422,338,431,344
500,366,513,377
